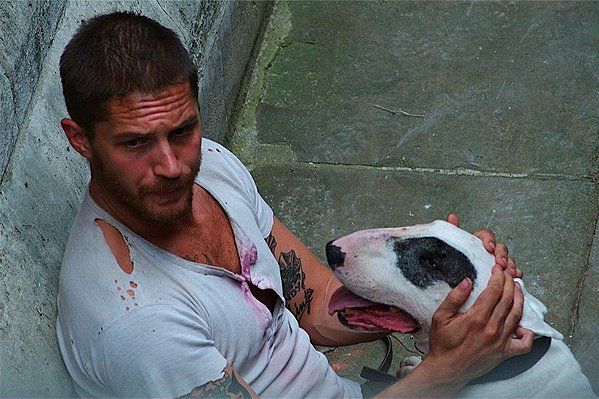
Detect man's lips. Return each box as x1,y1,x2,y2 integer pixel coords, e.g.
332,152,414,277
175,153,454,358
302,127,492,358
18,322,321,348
149,187,185,201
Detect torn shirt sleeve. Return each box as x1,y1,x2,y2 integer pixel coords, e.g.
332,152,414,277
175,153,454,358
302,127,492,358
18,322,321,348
98,304,227,398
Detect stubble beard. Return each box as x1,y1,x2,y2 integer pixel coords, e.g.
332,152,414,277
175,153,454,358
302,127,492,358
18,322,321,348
93,153,201,227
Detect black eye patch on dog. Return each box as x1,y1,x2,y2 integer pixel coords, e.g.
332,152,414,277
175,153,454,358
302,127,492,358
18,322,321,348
393,237,477,289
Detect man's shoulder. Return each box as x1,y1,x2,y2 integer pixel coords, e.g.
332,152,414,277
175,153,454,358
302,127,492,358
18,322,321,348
60,192,119,271
58,194,143,329
199,138,252,178
197,138,257,198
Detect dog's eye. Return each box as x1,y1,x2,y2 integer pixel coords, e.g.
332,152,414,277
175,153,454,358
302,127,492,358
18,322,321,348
420,255,440,270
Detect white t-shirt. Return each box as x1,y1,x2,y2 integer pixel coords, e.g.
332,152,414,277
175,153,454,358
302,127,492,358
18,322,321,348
56,138,362,398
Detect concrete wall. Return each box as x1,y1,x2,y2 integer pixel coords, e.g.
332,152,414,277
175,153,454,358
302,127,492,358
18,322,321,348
0,1,268,396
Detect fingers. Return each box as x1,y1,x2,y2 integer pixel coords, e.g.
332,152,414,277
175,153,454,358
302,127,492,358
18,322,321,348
434,278,472,322
503,280,525,334
469,265,505,322
493,242,509,269
506,256,523,278
474,229,496,253
447,213,460,227
514,268,523,278
506,327,534,356
454,219,523,277
487,269,515,333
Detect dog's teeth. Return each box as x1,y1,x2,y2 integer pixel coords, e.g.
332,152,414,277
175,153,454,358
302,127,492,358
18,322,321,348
345,308,356,315
389,307,400,313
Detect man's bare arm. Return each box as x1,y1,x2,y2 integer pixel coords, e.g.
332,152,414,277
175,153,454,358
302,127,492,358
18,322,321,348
267,217,388,346
179,364,258,399
266,215,519,347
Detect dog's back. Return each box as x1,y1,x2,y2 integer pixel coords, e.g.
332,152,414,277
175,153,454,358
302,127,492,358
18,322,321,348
459,339,595,398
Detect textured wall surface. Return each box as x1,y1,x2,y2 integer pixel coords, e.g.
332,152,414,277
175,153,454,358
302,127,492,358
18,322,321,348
0,0,67,185
0,1,267,396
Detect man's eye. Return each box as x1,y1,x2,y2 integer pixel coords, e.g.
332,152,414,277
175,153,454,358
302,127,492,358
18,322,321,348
173,127,192,138
125,139,145,148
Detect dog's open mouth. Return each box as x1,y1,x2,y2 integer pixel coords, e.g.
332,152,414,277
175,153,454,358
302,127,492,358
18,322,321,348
328,286,421,333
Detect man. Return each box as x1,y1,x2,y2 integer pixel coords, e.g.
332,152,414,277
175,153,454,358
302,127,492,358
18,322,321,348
56,12,532,398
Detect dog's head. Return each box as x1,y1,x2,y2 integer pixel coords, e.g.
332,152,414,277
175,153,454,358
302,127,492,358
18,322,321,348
326,220,562,346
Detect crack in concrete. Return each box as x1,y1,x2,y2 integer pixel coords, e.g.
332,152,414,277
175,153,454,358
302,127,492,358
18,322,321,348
154,0,188,44
263,44,283,88
263,40,320,96
390,334,421,356
280,40,320,48
303,161,596,183
0,1,68,188
568,205,599,340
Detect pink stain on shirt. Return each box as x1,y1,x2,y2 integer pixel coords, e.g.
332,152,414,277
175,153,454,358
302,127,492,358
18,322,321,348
240,243,258,278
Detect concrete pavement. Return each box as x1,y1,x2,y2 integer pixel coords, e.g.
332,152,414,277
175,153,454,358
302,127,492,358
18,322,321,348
230,0,599,390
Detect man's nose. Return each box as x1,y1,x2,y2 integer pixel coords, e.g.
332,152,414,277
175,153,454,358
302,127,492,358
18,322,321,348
153,143,182,179
325,241,345,270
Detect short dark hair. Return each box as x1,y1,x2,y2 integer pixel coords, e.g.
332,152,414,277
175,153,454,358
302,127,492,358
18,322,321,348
60,12,198,136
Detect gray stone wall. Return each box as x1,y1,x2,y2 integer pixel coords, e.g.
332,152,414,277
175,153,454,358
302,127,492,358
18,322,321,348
0,1,268,396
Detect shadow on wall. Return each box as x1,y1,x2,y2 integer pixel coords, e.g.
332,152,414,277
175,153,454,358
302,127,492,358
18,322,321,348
0,1,268,396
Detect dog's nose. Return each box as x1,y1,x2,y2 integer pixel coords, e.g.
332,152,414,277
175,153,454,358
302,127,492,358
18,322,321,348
325,241,346,270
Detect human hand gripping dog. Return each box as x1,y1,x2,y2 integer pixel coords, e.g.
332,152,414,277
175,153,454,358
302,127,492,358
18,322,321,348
446,213,522,279
327,216,595,398
372,214,533,398
327,214,534,397
407,266,534,397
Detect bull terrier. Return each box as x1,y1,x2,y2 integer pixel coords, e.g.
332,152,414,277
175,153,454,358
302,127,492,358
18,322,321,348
326,220,596,398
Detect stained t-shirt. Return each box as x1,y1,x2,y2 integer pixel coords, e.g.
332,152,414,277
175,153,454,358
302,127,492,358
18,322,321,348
56,138,362,398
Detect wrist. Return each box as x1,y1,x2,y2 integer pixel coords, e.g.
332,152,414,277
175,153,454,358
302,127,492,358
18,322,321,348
408,356,467,397
376,356,466,398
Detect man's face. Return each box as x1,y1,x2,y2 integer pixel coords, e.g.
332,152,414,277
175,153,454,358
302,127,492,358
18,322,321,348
88,81,202,226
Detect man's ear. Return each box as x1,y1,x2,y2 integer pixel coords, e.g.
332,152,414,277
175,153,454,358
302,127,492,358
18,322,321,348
61,118,92,159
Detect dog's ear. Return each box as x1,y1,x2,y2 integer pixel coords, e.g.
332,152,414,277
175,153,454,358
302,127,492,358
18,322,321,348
393,237,477,289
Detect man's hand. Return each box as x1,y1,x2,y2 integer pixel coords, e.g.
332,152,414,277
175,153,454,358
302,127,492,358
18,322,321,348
447,214,523,278
423,267,534,389
378,267,534,398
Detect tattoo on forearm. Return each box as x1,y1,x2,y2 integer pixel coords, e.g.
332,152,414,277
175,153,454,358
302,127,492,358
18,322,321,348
180,368,252,398
278,249,314,322
265,233,277,255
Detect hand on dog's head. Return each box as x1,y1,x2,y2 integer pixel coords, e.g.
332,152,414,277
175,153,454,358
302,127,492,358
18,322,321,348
326,220,562,344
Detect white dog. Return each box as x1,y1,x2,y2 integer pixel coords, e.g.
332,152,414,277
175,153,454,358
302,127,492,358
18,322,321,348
326,220,596,398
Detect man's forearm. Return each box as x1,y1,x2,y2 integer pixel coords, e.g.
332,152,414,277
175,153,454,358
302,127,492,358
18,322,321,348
267,217,389,347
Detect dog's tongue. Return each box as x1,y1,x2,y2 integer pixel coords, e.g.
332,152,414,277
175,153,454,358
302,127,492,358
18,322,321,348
328,286,420,333
328,286,379,314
